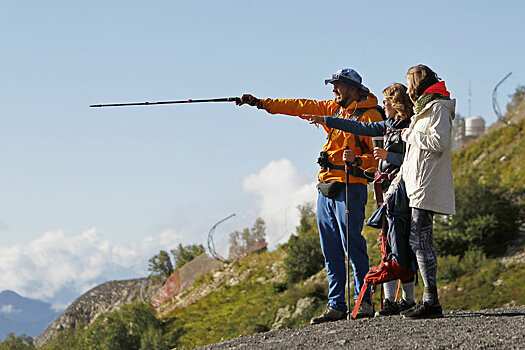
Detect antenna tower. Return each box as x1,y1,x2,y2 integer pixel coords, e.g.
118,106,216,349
468,81,472,117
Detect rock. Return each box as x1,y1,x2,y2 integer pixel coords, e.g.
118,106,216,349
33,277,162,347
271,306,292,330
291,297,316,320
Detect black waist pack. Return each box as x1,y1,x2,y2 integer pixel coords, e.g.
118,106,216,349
317,181,345,198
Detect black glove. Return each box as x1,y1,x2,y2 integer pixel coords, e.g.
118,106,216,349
236,94,260,107
352,156,363,167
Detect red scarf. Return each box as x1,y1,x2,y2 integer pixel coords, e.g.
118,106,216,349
422,81,450,97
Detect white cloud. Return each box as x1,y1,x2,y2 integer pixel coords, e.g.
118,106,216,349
0,160,315,306
0,227,183,304
0,304,21,315
50,302,70,313
242,159,317,247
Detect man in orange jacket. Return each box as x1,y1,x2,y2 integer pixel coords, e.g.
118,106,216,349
237,68,383,322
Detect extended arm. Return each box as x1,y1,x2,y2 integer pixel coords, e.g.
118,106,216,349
325,116,387,137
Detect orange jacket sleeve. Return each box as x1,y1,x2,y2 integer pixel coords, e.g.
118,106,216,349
260,98,338,119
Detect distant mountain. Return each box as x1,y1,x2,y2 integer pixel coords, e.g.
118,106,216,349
0,290,60,340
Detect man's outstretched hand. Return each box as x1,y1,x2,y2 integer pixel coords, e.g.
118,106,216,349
236,94,260,106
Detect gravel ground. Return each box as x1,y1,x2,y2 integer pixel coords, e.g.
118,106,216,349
193,306,525,350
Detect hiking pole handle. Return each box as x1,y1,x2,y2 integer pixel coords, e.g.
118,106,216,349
343,146,351,169
89,97,241,108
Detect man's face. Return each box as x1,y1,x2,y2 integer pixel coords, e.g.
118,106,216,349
332,80,360,108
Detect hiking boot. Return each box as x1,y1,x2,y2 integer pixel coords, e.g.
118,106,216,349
397,299,416,313
310,305,347,325
375,298,399,317
354,301,374,319
402,301,443,319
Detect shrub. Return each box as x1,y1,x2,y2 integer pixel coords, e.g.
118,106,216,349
81,302,166,350
253,324,270,333
228,218,268,259
148,250,174,278
171,244,205,269
283,204,325,284
0,334,35,350
435,178,522,257
438,250,486,283
506,85,525,114
272,282,288,293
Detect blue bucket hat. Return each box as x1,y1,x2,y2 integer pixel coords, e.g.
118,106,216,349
325,68,369,93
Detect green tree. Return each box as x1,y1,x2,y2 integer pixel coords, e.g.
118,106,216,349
284,204,325,284
139,327,169,350
40,327,86,350
435,178,522,257
84,302,165,350
42,303,167,350
170,244,205,269
148,250,174,278
0,334,35,350
506,84,525,114
228,218,268,259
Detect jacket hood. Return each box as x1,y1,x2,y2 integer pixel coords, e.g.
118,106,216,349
423,81,450,98
418,98,457,121
440,98,456,120
346,93,378,110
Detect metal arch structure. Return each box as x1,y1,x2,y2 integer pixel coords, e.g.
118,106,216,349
207,213,236,262
492,72,512,122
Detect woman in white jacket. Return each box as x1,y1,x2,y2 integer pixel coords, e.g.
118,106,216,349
394,65,456,319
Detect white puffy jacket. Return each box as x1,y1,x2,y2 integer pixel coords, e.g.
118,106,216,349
391,99,456,215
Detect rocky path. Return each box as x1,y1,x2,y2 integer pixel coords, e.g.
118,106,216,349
194,305,525,349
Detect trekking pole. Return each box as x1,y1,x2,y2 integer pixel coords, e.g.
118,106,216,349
89,96,244,108
344,146,352,320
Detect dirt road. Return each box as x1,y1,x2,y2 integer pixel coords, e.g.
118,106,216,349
194,306,525,349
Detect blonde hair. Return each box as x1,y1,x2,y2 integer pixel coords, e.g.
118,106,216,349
382,83,413,121
406,65,440,102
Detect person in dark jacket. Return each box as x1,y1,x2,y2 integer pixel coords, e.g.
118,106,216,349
307,83,416,316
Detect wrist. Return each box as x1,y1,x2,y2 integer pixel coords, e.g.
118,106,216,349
352,156,363,167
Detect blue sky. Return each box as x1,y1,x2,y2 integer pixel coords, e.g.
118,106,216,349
0,0,523,306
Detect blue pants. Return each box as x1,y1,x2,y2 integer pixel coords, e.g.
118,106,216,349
317,184,371,312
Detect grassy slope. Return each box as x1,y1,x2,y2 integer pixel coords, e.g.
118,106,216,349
452,103,525,199
162,250,327,349
435,99,525,309
160,100,525,349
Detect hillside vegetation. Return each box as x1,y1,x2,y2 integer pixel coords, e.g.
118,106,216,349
3,91,525,350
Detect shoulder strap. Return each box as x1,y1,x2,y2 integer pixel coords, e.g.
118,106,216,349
326,107,344,142
354,106,386,121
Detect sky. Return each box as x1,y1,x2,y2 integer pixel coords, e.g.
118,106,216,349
0,0,523,309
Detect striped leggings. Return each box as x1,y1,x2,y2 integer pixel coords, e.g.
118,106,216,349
409,208,437,288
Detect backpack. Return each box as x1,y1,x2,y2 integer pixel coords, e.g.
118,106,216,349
350,179,417,319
